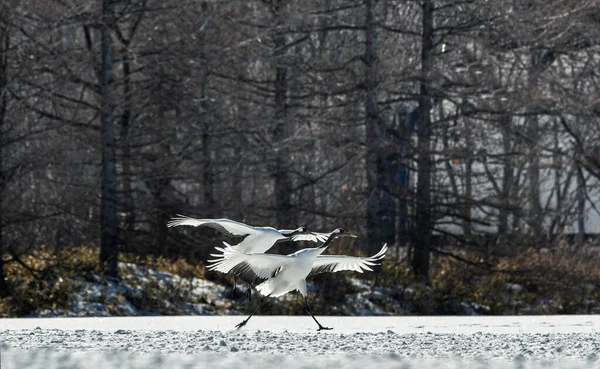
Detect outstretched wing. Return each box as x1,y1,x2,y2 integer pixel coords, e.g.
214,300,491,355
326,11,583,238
308,243,387,277
289,231,331,243
167,215,256,238
207,242,294,284
274,228,333,243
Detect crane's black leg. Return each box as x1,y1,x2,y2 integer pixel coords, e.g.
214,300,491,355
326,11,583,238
232,276,252,302
232,277,252,303
304,295,332,331
235,295,270,329
246,282,252,302
232,277,238,298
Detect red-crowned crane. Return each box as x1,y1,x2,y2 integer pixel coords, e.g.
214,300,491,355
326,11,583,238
208,228,387,331
167,215,332,254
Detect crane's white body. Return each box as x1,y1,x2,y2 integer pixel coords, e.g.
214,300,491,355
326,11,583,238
228,226,288,254
256,248,324,297
207,228,386,330
167,215,330,254
208,241,388,298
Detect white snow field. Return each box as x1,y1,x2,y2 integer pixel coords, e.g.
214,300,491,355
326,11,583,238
3,315,600,368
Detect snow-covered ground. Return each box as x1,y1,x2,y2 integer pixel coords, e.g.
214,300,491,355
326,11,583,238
3,316,600,368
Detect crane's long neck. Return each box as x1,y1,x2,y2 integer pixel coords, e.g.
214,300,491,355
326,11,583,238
281,227,303,238
318,232,340,249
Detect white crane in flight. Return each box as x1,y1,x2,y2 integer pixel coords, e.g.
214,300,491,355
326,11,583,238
167,215,332,254
167,215,336,300
207,228,387,331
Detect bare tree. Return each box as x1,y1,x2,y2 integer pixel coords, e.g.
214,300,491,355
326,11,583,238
98,0,119,276
412,0,434,279
271,0,293,234
364,0,394,256
0,5,10,297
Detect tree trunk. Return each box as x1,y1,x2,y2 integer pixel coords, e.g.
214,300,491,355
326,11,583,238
511,163,524,232
0,21,10,298
0,255,8,298
441,118,462,235
202,130,216,217
120,44,135,249
395,104,416,254
156,179,170,254
498,115,512,234
199,2,216,218
550,119,562,234
272,0,292,231
99,0,119,277
526,114,541,238
231,104,245,220
463,123,473,237
526,51,555,239
576,163,586,247
365,0,388,255
200,12,217,218
363,0,398,257
412,0,434,280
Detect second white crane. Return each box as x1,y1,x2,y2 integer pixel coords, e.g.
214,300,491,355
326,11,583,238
167,215,332,254
208,228,387,331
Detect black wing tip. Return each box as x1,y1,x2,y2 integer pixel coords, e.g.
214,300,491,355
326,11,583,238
230,261,269,284
308,263,336,277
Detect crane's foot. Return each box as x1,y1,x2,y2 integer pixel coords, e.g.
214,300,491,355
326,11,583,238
317,325,333,331
235,319,249,330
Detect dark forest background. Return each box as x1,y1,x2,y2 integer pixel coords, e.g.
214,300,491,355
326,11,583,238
1,0,600,312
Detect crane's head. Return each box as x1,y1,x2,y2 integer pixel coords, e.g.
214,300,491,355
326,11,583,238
319,228,356,248
292,226,310,235
281,226,309,237
333,228,356,237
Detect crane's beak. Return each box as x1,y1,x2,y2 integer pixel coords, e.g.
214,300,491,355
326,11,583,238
342,233,357,238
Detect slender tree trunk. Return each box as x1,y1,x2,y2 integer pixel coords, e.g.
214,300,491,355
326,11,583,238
0,255,7,298
157,178,170,254
511,161,526,231
413,0,434,280
364,0,382,252
120,44,134,248
395,105,415,254
202,130,216,217
498,116,513,234
272,0,292,231
232,106,245,220
463,123,473,236
362,0,397,256
550,119,562,234
232,142,244,218
576,164,586,247
199,2,216,218
527,114,541,238
0,21,10,297
526,51,554,239
99,0,119,277
441,119,461,234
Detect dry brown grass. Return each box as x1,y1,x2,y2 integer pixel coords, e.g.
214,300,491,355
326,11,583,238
2,242,600,317
0,246,208,317
425,242,600,314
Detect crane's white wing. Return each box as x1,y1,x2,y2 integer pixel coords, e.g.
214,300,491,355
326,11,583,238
288,231,331,243
308,243,388,276
207,242,294,283
166,215,258,238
